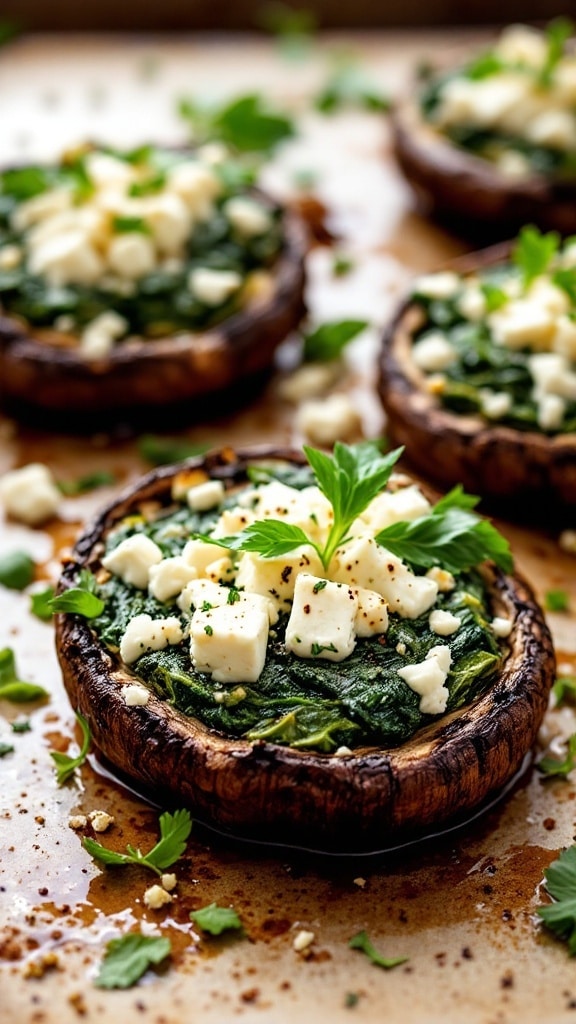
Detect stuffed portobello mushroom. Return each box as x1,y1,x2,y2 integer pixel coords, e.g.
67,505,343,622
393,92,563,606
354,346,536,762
0,144,306,421
379,227,576,504
393,21,576,236
55,442,554,852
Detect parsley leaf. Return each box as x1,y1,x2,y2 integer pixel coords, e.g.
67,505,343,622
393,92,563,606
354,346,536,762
552,267,576,305
112,215,150,235
30,586,55,620
201,521,313,559
465,51,506,80
50,712,91,785
480,282,508,313
375,486,513,575
178,93,295,154
315,60,390,113
138,435,209,467
302,319,368,362
84,808,192,877
0,742,14,757
190,903,243,935
512,226,560,290
538,735,576,778
545,589,570,612
95,933,171,989
538,845,576,953
49,570,104,618
0,647,49,702
11,718,31,733
58,471,116,496
553,676,576,706
539,18,574,88
348,930,407,969
0,550,35,591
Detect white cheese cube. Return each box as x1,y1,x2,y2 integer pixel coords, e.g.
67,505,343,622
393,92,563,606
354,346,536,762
537,393,566,431
438,75,526,130
142,193,192,255
331,535,438,619
143,884,172,910
186,480,225,512
429,609,461,636
496,150,532,179
553,315,576,361
0,462,61,525
397,644,452,715
181,538,231,575
457,287,487,321
203,556,237,585
148,556,199,602
528,278,570,317
285,573,358,662
107,232,156,280
102,534,163,589
479,389,512,420
85,152,135,187
119,613,184,664
178,578,277,624
425,566,456,592
210,506,255,537
235,546,324,614
122,683,150,706
224,197,272,237
413,272,460,300
29,231,104,287
529,353,576,400
527,110,576,151
277,361,342,403
88,810,114,833
295,394,362,446
12,187,72,231
80,310,128,358
492,616,513,638
489,300,556,350
190,600,269,683
167,161,221,214
496,24,547,67
554,61,576,104
361,485,431,533
188,267,242,306
413,334,457,372
246,481,334,548
354,587,389,637
0,244,22,270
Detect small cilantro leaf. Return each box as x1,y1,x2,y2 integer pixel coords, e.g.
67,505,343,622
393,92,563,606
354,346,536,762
11,718,31,733
538,734,576,778
190,903,243,936
138,435,209,467
480,282,508,313
302,319,368,362
0,647,49,702
538,845,576,953
179,93,295,154
545,589,570,612
95,933,171,989
50,570,104,618
30,586,55,620
0,741,14,757
50,712,91,785
0,550,35,590
552,267,576,305
84,808,192,877
348,930,407,969
465,50,506,80
512,225,560,290
58,471,116,496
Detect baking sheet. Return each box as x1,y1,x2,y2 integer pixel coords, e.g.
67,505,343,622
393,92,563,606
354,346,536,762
1,29,576,1024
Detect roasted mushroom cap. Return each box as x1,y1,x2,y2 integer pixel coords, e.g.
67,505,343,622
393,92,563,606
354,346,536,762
0,205,307,424
55,446,555,854
392,101,576,238
379,246,576,507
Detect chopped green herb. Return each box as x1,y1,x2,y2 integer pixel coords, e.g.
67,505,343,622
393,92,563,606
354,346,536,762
312,579,328,593
11,718,31,733
512,226,560,290
84,808,192,877
538,734,576,778
95,933,171,990
465,51,506,81
204,625,214,636
554,676,576,706
0,648,49,702
345,992,360,1009
201,601,213,612
302,319,368,362
545,589,570,612
539,18,574,88
227,587,241,605
178,93,295,155
0,742,14,757
552,268,576,305
538,844,576,953
112,215,151,235
0,550,35,591
190,903,243,936
311,642,338,656
138,435,209,467
315,61,390,114
58,471,116,496
30,586,56,620
348,930,407,969
332,253,355,277
50,712,91,785
480,282,508,312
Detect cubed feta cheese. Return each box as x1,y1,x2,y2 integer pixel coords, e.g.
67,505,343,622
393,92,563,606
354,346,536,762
293,930,315,952
29,231,104,287
80,310,128,358
161,873,177,891
181,538,231,575
0,462,61,525
496,24,547,67
148,556,199,602
413,272,460,300
537,393,566,431
179,578,277,623
88,809,114,833
167,161,221,215
186,479,225,512
490,300,556,350
102,534,163,589
331,535,438,619
235,546,324,614
457,287,487,321
295,394,362,446
120,613,184,664
107,232,156,280
224,197,272,237
188,267,242,306
285,573,358,662
277,361,342,403
397,644,452,715
479,389,513,420
361,485,431,533
429,609,461,636
143,884,173,910
354,587,389,637
142,192,192,255
492,616,513,638
12,187,72,231
425,567,456,592
85,152,135,187
122,683,150,706
190,599,269,683
552,315,576,361
0,244,22,270
526,110,576,150
413,334,457,372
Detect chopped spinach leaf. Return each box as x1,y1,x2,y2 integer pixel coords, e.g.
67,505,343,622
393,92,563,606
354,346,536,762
0,550,34,591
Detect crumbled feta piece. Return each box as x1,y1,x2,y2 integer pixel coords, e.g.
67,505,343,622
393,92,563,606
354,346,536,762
120,613,184,665
490,300,556,350
353,877,366,888
361,485,431,533
331,535,438,619
85,152,135,187
148,556,198,602
161,873,177,892
354,586,389,637
559,530,576,555
537,393,566,431
497,24,547,67
179,578,277,624
144,884,173,910
224,197,272,237
285,573,358,662
80,310,128,358
295,394,362,446
186,479,225,512
479,389,513,420
396,642,407,655
552,315,576,361
398,645,452,715
429,609,461,636
0,244,22,270
413,272,460,300
143,192,192,255
12,186,72,231
102,534,163,589
529,353,576,402
190,599,269,683
334,746,352,756
181,538,231,576
88,810,114,833
68,815,87,830
293,930,315,953
235,546,324,614
107,232,156,280
527,110,576,150
457,286,487,321
0,462,61,525
413,333,457,372
496,150,532,178
29,231,104,287
492,616,513,638
277,362,341,403
167,161,221,215
122,683,150,706
203,557,237,585
188,267,242,306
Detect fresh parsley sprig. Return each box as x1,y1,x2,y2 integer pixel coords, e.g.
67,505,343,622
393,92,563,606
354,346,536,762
95,933,171,989
50,711,91,785
375,486,513,575
84,809,192,877
538,845,576,953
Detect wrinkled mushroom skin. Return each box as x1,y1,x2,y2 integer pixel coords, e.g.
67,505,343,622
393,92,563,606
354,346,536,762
0,208,307,419
379,246,576,506
392,102,576,237
55,446,555,852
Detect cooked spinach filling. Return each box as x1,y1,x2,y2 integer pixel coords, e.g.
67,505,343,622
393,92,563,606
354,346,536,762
92,474,501,753
0,145,282,337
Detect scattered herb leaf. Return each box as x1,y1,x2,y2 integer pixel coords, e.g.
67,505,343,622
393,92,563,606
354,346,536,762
30,587,55,620
95,933,171,989
190,903,243,936
138,435,209,467
302,319,368,362
345,992,360,1009
554,676,576,706
84,808,192,877
50,712,91,785
0,648,49,702
332,253,355,277
0,741,14,757
538,844,576,953
0,550,35,591
49,576,104,619
315,61,390,114
58,471,116,496
538,734,576,778
348,930,408,969
112,215,151,235
178,93,295,154
512,225,559,290
540,18,574,88
11,718,31,733
545,589,570,612
480,282,508,313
